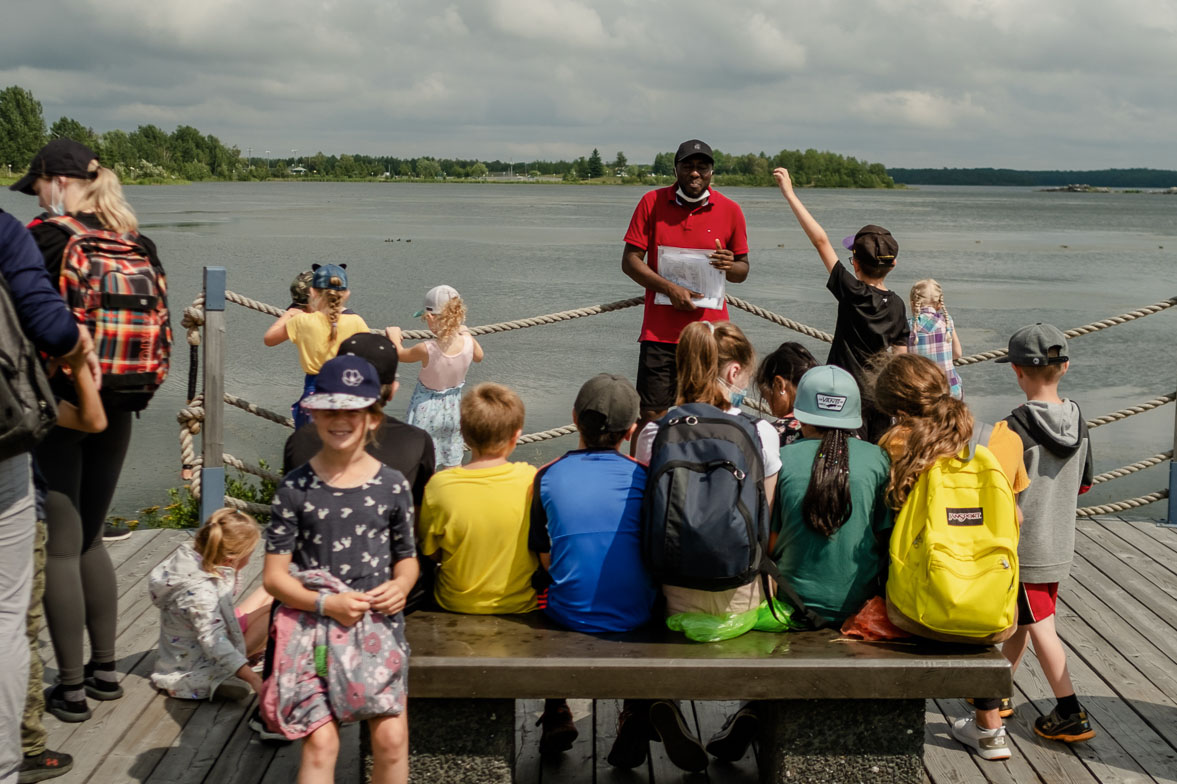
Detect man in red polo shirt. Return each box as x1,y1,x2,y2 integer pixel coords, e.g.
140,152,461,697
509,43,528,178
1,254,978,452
621,139,750,440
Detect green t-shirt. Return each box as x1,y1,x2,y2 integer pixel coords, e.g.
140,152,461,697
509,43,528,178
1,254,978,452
771,437,893,623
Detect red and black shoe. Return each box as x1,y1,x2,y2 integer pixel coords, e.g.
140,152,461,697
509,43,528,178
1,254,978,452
19,748,74,783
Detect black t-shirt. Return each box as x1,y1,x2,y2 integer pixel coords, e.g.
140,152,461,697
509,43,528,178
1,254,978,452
826,261,909,382
283,414,435,508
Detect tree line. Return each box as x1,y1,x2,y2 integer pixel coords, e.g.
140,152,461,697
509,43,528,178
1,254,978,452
1,84,894,187
889,167,1177,188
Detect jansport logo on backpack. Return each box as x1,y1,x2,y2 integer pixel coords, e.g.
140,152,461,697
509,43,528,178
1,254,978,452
641,403,769,592
49,216,170,411
886,423,1020,644
0,274,57,460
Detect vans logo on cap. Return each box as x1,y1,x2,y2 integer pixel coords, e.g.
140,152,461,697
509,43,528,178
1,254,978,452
947,507,984,526
341,369,364,387
816,393,847,412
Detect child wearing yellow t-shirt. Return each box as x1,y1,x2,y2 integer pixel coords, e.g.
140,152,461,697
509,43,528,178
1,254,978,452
263,263,369,428
418,383,538,614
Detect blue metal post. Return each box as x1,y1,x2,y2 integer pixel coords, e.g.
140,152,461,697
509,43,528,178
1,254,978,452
200,267,226,524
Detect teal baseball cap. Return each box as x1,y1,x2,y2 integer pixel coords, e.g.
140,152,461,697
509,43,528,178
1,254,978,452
793,365,862,430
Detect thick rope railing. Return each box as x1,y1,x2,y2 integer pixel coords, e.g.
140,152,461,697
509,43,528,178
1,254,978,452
1086,393,1175,429
724,296,834,342
955,296,1177,367
1077,490,1169,518
1090,452,1173,486
180,288,1177,516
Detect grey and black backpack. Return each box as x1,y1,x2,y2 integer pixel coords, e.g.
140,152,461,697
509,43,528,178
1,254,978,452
0,273,58,461
641,402,830,628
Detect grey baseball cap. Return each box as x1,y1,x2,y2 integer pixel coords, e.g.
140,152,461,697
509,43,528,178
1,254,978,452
995,323,1069,366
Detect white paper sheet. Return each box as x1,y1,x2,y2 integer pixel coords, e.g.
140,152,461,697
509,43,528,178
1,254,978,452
653,245,726,310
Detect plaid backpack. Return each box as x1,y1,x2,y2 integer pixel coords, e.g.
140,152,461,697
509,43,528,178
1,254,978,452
49,216,171,411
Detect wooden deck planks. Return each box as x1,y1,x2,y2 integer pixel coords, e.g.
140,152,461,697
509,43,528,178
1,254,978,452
31,519,1177,783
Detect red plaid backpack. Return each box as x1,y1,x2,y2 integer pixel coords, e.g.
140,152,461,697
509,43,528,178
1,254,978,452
48,215,171,411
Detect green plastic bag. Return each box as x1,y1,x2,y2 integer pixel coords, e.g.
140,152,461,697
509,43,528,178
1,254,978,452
753,597,803,632
667,607,758,642
667,598,803,642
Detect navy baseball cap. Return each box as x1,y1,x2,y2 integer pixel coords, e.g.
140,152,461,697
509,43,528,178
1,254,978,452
311,263,348,290
300,356,380,410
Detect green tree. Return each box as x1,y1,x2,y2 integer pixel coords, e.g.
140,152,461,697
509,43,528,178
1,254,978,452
0,85,46,171
468,161,488,179
398,162,413,178
587,148,604,179
49,116,98,150
416,158,442,179
97,129,134,168
651,151,675,176
613,151,627,170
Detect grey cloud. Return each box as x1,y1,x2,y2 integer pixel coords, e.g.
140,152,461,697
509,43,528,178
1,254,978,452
2,0,1174,167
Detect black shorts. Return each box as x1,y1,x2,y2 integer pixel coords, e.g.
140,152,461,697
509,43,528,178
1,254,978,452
636,340,677,417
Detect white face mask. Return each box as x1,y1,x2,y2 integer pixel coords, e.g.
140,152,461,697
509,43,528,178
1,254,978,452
675,186,710,204
48,179,67,216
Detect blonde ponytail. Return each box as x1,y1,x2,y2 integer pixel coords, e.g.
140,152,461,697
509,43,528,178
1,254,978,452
78,160,138,234
193,508,260,574
316,278,346,340
675,321,728,407
434,296,466,340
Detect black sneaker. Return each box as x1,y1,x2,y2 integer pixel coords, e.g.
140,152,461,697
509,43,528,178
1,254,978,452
606,705,652,769
649,700,709,773
83,662,124,700
18,748,74,783
1034,707,1095,742
45,684,91,723
705,705,758,761
248,707,291,743
102,523,133,542
537,700,578,755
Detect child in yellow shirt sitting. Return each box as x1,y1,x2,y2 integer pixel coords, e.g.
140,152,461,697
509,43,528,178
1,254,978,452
417,382,538,614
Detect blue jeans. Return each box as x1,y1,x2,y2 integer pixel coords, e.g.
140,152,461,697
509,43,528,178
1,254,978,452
292,374,318,430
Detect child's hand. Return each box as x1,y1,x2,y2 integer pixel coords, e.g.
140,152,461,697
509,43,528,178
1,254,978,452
385,326,403,345
366,580,407,615
709,239,735,271
323,592,371,627
773,167,794,197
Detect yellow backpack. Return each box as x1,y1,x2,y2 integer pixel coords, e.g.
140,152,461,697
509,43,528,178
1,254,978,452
886,424,1020,644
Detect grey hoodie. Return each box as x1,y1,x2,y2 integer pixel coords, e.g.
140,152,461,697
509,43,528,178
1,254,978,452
1004,400,1094,584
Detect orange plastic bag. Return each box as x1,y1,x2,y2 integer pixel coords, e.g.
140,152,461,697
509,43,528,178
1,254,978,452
840,596,912,641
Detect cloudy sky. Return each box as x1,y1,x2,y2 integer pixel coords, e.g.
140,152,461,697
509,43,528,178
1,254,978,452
4,0,1176,169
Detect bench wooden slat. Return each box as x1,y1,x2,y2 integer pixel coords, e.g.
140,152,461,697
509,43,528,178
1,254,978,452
406,612,1011,700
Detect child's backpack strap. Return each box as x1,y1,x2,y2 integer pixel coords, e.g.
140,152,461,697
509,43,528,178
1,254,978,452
965,421,995,461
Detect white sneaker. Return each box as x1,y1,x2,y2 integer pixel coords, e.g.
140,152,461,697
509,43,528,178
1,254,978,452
950,717,1012,761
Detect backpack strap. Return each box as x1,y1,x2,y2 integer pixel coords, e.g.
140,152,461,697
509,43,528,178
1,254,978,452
965,421,995,461
760,555,833,630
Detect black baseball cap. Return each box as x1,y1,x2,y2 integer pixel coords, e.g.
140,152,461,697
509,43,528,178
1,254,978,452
842,224,898,268
339,332,399,384
674,139,714,164
9,139,98,195
574,373,639,432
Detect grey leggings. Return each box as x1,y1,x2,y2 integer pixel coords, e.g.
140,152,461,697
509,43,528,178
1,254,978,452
36,409,132,687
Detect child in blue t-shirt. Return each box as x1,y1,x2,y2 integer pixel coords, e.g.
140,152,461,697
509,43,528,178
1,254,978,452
526,374,656,758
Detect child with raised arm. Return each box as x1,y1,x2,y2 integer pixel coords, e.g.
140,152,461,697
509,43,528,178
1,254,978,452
149,509,271,700
262,356,418,784
387,285,484,469
773,168,908,442
908,279,964,398
263,264,370,429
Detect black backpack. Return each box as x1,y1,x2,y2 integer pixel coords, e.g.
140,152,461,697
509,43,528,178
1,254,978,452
641,402,830,628
0,273,58,461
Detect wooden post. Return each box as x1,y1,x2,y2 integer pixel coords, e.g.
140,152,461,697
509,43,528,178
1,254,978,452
201,267,226,524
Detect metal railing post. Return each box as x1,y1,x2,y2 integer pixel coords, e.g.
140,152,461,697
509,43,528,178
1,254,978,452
1164,388,1177,527
200,267,226,523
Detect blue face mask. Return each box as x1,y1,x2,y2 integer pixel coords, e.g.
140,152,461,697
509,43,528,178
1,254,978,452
48,180,66,216
719,378,747,409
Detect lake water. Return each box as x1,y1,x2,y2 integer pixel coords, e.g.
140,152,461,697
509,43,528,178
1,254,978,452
1,182,1174,519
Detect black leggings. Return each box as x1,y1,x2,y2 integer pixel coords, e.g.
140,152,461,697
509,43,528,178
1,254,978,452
36,409,133,686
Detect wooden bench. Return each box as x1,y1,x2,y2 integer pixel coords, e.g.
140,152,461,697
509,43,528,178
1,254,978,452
405,610,1011,783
